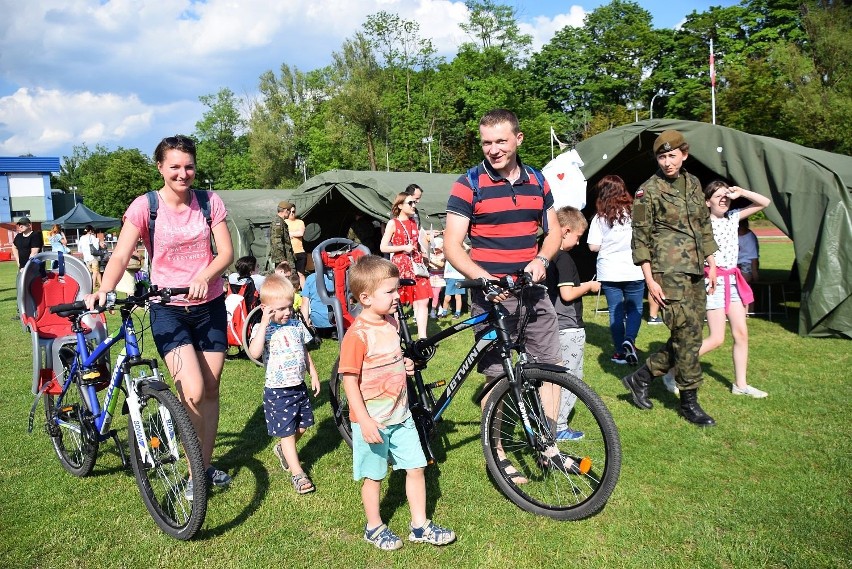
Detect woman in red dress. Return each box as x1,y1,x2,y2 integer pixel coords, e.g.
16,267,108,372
380,192,431,339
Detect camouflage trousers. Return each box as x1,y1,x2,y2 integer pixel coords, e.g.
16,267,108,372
646,273,706,391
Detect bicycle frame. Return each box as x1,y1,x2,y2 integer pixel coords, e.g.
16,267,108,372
57,304,176,469
399,281,554,459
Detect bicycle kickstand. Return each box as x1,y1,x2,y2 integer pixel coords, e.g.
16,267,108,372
110,430,130,469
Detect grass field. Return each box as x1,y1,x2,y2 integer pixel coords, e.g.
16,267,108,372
1,241,849,568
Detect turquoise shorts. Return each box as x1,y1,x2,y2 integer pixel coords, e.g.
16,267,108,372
352,416,426,481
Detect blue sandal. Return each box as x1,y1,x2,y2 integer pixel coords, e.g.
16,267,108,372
364,524,403,550
408,519,456,546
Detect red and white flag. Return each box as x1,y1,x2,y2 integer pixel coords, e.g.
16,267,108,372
710,40,716,88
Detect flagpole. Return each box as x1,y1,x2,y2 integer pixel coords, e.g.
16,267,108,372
550,126,555,160
710,39,716,125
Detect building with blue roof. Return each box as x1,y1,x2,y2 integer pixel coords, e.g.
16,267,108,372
0,156,62,224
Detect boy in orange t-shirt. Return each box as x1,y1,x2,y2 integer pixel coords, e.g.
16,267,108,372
338,256,455,550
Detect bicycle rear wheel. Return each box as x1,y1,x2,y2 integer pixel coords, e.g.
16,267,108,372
45,346,98,477
328,358,354,448
481,367,621,521
241,305,264,367
128,382,208,540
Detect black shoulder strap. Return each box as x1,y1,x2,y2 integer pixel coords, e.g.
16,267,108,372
194,189,213,228
146,191,159,255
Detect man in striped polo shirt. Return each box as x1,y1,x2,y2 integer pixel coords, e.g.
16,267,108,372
444,109,563,416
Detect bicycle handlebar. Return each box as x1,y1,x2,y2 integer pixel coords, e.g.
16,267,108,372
457,273,541,300
49,286,192,315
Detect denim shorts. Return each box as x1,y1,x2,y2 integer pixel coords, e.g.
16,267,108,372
149,293,227,356
352,416,426,481
444,278,465,296
705,276,742,311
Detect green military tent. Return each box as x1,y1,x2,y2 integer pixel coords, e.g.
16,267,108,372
568,119,852,338
292,169,461,238
215,188,300,271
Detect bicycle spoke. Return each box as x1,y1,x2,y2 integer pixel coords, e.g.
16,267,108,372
482,369,621,520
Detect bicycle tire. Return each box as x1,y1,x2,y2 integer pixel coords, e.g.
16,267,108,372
481,367,621,521
328,358,354,448
128,382,208,540
241,305,264,367
45,345,99,477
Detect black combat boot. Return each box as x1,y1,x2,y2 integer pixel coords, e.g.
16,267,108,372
621,364,654,409
679,389,716,427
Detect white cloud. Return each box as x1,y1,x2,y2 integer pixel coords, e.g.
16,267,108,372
0,87,199,156
0,0,585,157
520,7,587,52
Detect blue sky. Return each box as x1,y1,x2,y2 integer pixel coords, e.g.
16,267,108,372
0,0,737,161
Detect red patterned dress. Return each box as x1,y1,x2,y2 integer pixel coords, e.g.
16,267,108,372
389,218,431,305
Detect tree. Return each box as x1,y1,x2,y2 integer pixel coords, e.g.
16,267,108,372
460,0,533,64
249,64,332,186
194,88,256,189
363,11,443,171
327,34,385,171
76,145,158,219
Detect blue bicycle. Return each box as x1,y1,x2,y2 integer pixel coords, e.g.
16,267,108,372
30,285,208,540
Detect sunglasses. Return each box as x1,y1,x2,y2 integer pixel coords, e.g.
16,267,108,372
161,135,196,151
405,200,417,206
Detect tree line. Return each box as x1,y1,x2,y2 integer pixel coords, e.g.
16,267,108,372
55,0,851,219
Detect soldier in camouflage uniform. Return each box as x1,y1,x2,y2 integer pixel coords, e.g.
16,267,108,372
621,130,719,427
270,200,296,269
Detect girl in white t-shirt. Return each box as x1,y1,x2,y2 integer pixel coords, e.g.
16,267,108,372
84,135,235,490
699,181,770,398
587,175,645,365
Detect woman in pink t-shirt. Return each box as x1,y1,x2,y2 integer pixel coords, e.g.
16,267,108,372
85,135,235,488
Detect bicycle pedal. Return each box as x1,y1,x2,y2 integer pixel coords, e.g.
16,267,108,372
424,380,446,390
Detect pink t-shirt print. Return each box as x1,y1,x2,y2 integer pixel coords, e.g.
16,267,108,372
124,191,228,305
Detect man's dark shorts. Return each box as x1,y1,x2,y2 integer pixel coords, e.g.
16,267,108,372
470,286,562,378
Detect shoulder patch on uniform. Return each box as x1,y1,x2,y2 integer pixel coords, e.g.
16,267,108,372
635,189,645,199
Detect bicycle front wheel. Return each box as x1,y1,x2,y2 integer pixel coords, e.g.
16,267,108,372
128,382,208,540
481,368,621,521
241,305,264,367
328,358,354,448
45,346,98,477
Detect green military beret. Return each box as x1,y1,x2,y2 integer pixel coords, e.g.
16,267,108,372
653,130,686,155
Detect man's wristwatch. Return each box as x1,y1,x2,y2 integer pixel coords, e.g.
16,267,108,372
535,255,550,269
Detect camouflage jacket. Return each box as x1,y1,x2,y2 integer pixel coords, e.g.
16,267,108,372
270,217,296,267
631,169,718,277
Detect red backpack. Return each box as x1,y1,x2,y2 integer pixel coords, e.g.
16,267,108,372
225,279,259,347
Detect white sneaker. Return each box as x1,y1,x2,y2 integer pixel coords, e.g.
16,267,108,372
732,384,768,398
662,370,679,394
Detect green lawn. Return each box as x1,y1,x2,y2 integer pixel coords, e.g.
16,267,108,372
1,241,849,568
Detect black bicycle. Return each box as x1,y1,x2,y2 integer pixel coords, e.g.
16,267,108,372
329,274,621,520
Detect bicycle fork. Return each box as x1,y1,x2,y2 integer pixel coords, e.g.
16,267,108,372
126,365,180,469
408,375,437,465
